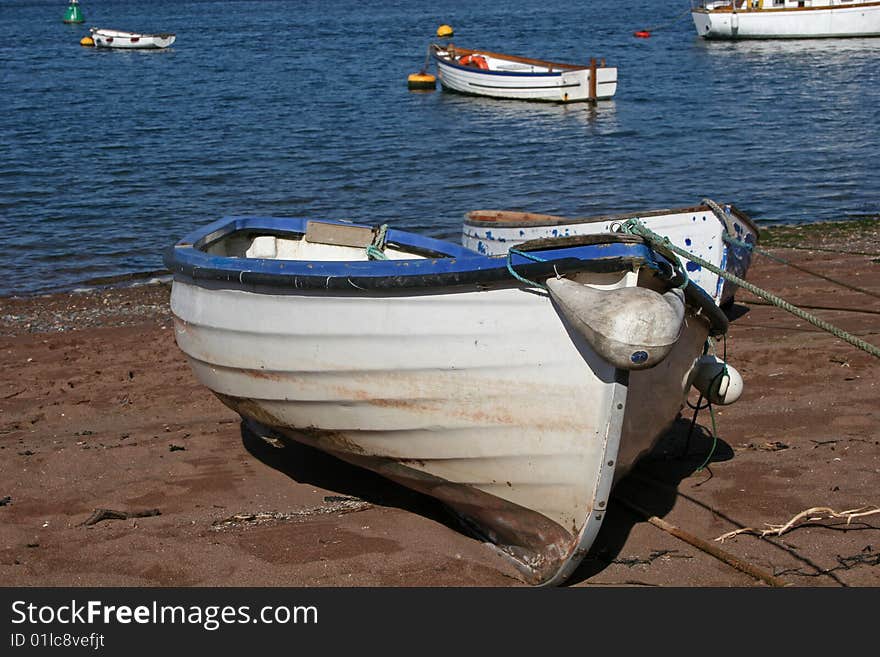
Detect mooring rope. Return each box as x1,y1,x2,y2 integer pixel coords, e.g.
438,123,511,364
620,218,880,359
689,338,728,473
506,248,549,289
639,7,693,33
721,232,880,300
702,197,880,300
757,243,880,258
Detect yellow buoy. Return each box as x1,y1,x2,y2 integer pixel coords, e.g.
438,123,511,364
80,36,94,47
436,24,453,38
407,71,436,91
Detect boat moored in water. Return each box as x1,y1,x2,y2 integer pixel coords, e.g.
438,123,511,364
691,0,880,39
430,43,617,102
164,216,741,585
89,27,176,49
463,200,759,307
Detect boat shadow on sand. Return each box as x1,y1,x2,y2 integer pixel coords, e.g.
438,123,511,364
569,419,735,585
238,411,735,587
239,421,456,532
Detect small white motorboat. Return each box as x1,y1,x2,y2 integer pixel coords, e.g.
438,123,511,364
430,43,617,102
691,0,880,39
164,217,741,585
462,200,759,307
89,27,176,49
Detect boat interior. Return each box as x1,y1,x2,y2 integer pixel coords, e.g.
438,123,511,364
202,221,430,262
436,44,587,73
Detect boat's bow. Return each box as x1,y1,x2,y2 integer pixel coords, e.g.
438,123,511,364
165,218,734,585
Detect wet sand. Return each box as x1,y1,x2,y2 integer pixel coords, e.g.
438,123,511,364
1,224,878,587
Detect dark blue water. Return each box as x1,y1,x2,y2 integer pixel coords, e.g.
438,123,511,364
2,0,879,296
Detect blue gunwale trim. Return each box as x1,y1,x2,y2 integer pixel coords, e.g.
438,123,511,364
165,216,659,289
164,216,728,334
469,81,582,90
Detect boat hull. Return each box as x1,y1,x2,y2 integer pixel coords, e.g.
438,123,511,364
165,217,723,585
462,203,758,307
171,277,711,584
433,52,617,102
692,4,880,39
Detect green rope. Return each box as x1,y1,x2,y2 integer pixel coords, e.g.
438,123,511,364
722,232,880,300
366,224,389,261
683,338,725,473
620,218,880,360
506,248,549,289
694,338,726,472
639,229,691,290
697,400,720,473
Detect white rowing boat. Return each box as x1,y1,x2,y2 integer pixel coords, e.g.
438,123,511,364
462,200,759,307
430,44,617,102
164,217,741,585
89,27,176,49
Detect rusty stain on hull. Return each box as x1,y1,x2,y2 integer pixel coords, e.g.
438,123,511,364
217,394,368,456
212,365,600,433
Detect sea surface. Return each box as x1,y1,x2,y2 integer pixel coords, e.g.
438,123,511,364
1,0,879,296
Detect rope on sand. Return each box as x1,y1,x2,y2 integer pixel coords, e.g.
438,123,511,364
613,494,789,587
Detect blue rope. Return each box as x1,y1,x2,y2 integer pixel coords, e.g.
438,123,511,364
506,248,549,289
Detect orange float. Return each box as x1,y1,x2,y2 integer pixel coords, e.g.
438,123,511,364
459,54,489,70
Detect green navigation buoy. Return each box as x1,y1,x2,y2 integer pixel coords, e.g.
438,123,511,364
63,0,84,24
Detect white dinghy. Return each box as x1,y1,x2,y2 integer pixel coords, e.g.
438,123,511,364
164,217,741,585
430,44,617,103
89,27,176,49
463,200,759,307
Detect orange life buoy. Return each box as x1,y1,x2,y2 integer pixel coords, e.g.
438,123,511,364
459,54,489,70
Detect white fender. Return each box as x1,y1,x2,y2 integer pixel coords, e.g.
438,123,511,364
546,278,685,370
691,355,743,405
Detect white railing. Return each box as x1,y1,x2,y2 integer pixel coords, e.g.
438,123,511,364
693,0,870,9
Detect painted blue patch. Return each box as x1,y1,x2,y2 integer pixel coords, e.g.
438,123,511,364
684,238,692,246
519,230,525,237
551,228,558,236
631,351,648,364
477,242,487,254
686,262,702,272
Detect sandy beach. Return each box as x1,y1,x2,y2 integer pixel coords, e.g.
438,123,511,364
1,223,878,587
